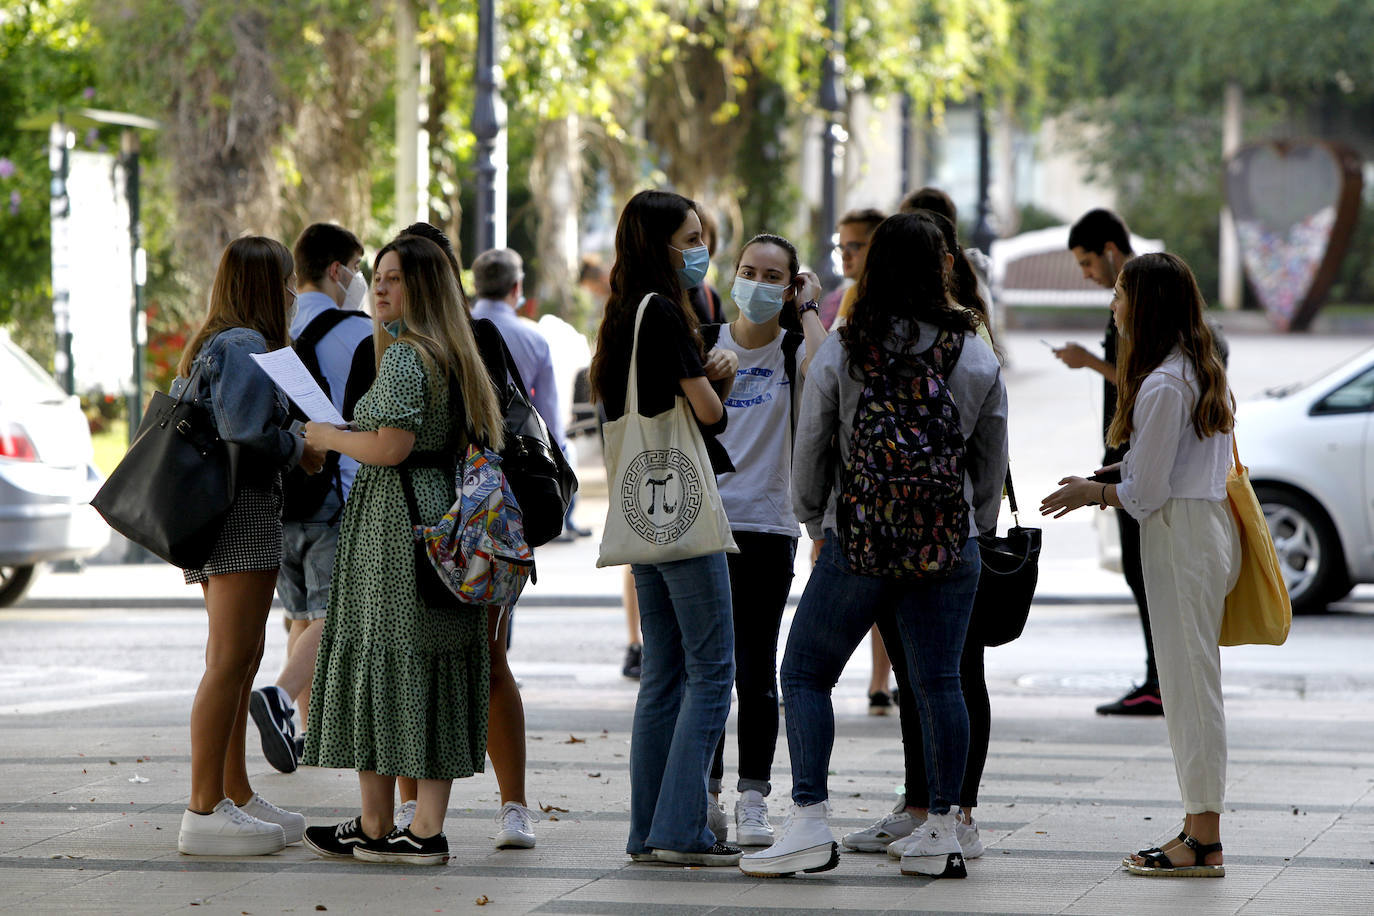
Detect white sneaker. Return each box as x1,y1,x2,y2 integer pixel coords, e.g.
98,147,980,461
493,802,537,849
888,818,982,859
178,798,286,856
899,810,968,878
394,800,416,831
734,791,774,846
708,799,729,843
238,793,306,845
841,796,921,852
738,802,839,877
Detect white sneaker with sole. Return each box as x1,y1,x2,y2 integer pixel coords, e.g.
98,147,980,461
842,796,920,852
393,800,417,831
735,790,774,846
178,798,286,856
888,817,983,859
739,802,839,877
494,802,537,849
708,799,729,842
899,810,967,878
238,793,305,845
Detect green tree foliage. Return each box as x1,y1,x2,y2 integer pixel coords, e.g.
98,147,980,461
0,0,98,366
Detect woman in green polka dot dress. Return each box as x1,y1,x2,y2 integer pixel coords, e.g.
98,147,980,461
299,235,507,865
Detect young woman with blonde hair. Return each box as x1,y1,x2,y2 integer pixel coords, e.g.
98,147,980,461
1042,252,1238,877
301,234,505,865
175,236,326,856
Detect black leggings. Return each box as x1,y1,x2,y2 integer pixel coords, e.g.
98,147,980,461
710,531,796,796
877,605,989,809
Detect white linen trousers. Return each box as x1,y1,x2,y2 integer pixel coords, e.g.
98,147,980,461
1139,496,1241,814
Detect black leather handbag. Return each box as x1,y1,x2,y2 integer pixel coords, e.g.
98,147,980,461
92,364,240,568
970,469,1041,647
495,349,578,548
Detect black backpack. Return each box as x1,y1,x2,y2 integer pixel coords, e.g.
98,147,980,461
281,308,374,522
472,321,579,548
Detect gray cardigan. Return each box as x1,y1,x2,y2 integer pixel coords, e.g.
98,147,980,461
792,321,1009,540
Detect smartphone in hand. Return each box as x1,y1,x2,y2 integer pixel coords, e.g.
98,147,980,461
1088,468,1122,484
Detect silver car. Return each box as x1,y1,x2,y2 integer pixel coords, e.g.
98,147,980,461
0,329,109,605
1236,346,1374,614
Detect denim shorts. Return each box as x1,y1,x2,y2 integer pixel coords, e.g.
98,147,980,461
275,519,340,621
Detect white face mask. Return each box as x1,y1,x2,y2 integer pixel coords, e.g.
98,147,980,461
338,264,367,311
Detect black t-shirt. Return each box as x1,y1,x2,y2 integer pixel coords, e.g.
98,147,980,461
1102,314,1125,464
600,293,731,471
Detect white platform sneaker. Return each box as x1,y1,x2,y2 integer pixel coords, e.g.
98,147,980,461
738,802,839,877
238,793,306,845
888,816,983,860
178,798,286,856
734,790,774,846
841,796,921,852
898,810,967,878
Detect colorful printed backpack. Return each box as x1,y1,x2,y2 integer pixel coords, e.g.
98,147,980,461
837,328,968,578
414,444,535,607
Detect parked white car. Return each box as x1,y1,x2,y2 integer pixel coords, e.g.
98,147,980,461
0,329,109,605
1235,346,1374,614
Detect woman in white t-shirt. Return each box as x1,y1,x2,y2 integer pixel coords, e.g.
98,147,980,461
704,234,827,846
1041,252,1237,878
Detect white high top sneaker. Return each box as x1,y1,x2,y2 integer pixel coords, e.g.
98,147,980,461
898,809,967,878
734,790,774,846
738,802,838,877
888,816,983,859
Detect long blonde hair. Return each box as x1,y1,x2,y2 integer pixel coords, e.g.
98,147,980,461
178,236,292,376
370,235,504,449
1107,252,1233,448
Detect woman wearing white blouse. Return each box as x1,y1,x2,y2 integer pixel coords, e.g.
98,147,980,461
1041,252,1238,878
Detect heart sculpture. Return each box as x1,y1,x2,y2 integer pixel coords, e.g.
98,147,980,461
1225,140,1363,331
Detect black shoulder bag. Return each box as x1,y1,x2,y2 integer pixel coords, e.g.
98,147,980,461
969,468,1042,647
92,362,241,568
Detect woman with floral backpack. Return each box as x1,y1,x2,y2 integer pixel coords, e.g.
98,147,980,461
740,211,1008,880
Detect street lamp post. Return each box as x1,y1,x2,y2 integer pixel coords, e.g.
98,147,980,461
48,122,75,396
972,93,996,254
474,0,507,253
121,130,147,439
817,0,846,290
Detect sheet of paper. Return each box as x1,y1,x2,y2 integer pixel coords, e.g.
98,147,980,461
249,348,347,426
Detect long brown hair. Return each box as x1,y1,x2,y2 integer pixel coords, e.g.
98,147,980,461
1107,252,1233,447
177,236,293,376
370,235,504,449
840,212,977,379
590,189,701,401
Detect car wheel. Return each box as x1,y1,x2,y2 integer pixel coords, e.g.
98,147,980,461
1253,485,1348,615
0,564,38,608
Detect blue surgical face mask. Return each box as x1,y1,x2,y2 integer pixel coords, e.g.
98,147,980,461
673,244,711,289
731,277,788,324
384,318,407,338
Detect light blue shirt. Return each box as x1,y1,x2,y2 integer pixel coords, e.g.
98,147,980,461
470,298,563,444
290,291,373,498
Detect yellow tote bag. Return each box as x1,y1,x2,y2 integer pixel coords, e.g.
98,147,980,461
1220,437,1291,646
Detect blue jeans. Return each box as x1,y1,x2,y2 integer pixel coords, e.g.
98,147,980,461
781,535,981,814
627,552,734,854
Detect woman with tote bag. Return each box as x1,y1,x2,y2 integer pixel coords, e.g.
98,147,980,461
591,189,742,867
174,237,326,855
1041,252,1238,878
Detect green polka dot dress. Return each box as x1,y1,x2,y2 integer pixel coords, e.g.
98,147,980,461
303,341,489,779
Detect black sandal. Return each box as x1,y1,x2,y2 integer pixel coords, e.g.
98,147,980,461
1125,834,1225,878
1121,831,1187,867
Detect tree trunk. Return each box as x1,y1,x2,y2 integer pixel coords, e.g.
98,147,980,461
529,115,582,317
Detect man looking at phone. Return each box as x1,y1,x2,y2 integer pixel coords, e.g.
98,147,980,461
1051,209,1162,717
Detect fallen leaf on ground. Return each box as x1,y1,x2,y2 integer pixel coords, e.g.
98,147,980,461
564,735,585,744
538,803,569,813
475,896,489,906
587,772,601,778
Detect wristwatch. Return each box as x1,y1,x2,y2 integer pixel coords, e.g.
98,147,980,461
799,300,820,315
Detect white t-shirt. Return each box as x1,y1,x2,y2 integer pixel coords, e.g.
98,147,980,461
711,324,806,536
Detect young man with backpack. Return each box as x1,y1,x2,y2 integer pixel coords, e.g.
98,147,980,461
741,212,1007,881
249,223,373,773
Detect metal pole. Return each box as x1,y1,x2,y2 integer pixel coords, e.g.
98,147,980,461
48,121,74,396
474,0,507,252
972,93,996,253
817,0,845,289
121,129,146,442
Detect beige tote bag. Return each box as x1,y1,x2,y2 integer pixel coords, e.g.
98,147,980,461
597,295,737,567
